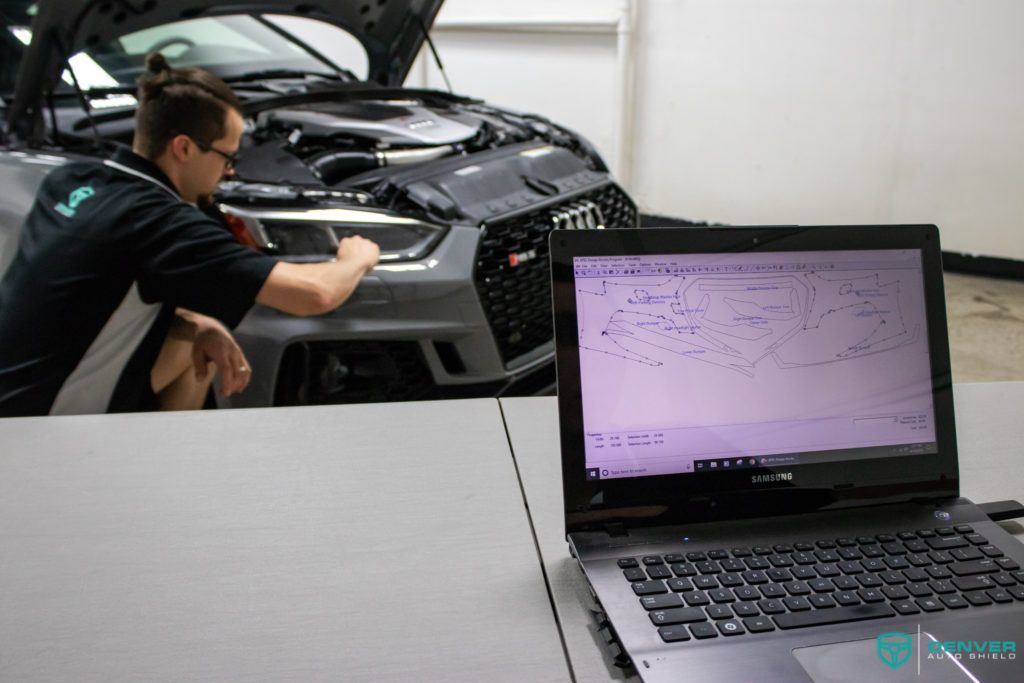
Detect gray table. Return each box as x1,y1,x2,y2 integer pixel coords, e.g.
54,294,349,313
501,381,1024,682
0,399,570,682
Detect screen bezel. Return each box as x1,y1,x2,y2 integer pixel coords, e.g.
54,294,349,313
551,225,958,534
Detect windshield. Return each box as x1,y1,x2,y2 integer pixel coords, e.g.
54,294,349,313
92,15,353,84
4,13,369,95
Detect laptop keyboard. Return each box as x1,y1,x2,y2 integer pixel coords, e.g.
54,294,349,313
615,525,1023,642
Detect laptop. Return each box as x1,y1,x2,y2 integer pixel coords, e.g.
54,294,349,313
549,225,1024,682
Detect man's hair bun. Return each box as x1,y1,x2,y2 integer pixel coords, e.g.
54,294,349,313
145,51,171,75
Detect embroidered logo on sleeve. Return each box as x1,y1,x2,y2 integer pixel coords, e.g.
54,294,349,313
55,185,96,218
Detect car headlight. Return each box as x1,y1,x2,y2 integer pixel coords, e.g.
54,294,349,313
218,205,448,262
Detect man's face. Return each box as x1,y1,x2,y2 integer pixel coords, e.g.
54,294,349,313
189,108,244,205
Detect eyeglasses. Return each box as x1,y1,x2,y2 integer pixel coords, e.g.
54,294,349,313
192,138,240,169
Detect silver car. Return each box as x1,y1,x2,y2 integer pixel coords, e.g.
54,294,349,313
0,0,638,407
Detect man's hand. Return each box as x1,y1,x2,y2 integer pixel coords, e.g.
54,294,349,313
184,312,251,397
337,234,380,271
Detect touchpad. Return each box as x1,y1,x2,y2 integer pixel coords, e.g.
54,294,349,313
792,633,975,683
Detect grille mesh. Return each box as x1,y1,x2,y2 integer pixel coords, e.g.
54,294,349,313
474,183,638,365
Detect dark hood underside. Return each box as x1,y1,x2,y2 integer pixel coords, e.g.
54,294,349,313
6,0,443,133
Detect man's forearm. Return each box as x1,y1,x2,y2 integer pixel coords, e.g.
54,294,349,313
257,259,372,317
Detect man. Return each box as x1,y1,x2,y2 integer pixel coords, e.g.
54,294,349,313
0,53,380,417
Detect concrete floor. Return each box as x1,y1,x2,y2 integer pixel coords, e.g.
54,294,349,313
945,273,1024,383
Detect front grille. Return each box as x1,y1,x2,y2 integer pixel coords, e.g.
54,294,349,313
474,183,638,365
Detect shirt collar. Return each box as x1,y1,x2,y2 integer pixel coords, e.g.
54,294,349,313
108,146,182,200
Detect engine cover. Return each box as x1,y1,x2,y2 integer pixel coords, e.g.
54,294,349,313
258,100,481,146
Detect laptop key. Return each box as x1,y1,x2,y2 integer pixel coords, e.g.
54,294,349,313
664,554,685,564
706,604,733,620
720,559,746,572
693,575,718,590
742,570,769,584
808,594,835,609
949,547,984,562
951,575,996,592
964,533,988,546
733,602,760,617
980,546,1004,558
744,616,775,633
986,589,1013,604
784,581,811,596
696,561,721,574
768,569,793,582
815,564,840,577
893,600,920,615
650,607,707,625
794,542,815,551
995,557,1020,570
809,579,834,593
744,557,770,570
916,597,944,612
882,585,909,600
731,547,753,557
949,559,998,576
758,599,786,614
671,563,697,577
719,572,745,587
1007,587,1024,601
734,586,761,601
929,551,954,565
906,583,933,597
791,567,817,580
667,578,694,592
774,603,894,629
783,596,811,611
965,591,993,606
648,565,672,580
717,620,745,636
632,580,667,595
916,529,936,538
708,550,729,560
935,527,956,536
906,553,931,567
708,588,735,603
643,556,665,565
617,558,639,568
929,580,956,595
658,625,691,643
684,591,711,607
897,532,917,541
992,573,1017,587
903,567,929,582
836,538,858,548
624,568,647,581
832,576,859,590
856,574,883,588
858,588,885,603
940,594,968,609
926,565,952,579
689,622,718,639
834,591,860,606
927,536,967,551
954,524,974,534
641,594,684,610
904,540,928,553
760,584,786,598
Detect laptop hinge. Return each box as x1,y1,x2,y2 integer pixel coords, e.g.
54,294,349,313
604,522,629,538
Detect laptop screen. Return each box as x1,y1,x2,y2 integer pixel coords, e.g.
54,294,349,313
572,248,937,481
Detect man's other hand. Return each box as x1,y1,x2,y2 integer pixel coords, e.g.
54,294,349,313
190,316,251,397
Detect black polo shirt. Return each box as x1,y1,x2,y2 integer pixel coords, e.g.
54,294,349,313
0,147,278,417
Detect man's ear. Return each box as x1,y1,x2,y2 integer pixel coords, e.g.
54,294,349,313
167,134,192,163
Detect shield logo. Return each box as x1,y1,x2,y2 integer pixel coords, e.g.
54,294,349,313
877,631,913,670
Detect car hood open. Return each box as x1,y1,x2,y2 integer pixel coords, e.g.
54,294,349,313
6,0,444,133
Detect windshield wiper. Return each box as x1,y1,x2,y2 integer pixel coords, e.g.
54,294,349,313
222,69,345,84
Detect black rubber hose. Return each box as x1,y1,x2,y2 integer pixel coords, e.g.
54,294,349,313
307,150,380,185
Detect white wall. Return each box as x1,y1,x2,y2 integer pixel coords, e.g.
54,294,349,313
408,0,1024,261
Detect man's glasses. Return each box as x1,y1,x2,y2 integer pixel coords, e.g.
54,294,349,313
192,138,240,169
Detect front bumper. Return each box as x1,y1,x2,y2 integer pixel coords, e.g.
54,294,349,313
220,180,636,408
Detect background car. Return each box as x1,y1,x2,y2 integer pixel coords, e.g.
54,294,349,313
0,0,638,407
